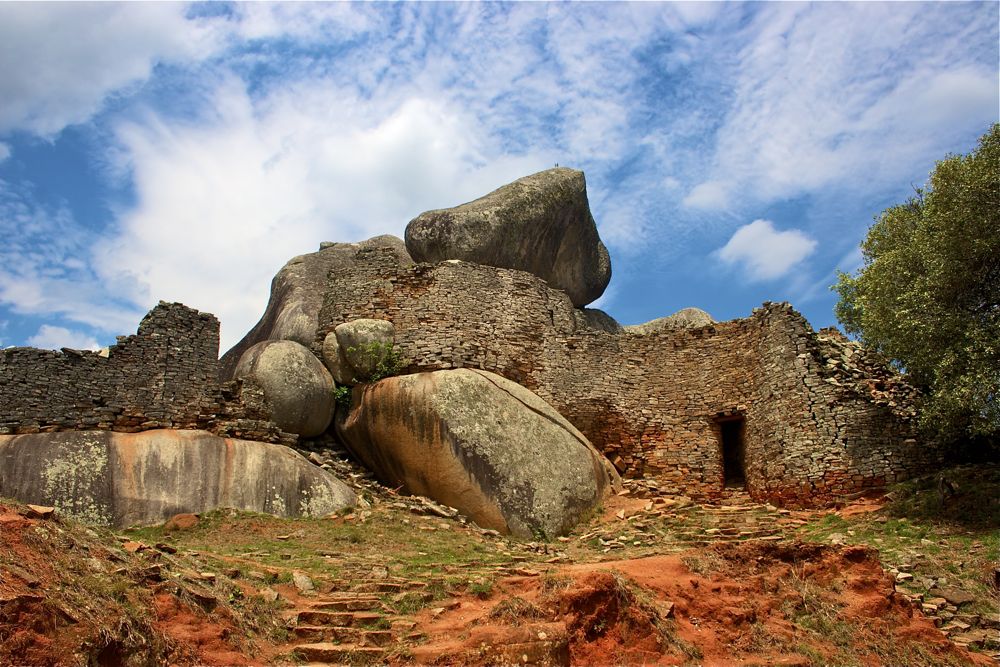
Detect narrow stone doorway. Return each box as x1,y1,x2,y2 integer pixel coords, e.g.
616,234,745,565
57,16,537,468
718,416,746,488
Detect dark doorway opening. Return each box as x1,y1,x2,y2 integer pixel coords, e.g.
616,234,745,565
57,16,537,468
719,417,746,488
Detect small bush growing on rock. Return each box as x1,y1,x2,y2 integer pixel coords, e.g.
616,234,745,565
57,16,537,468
347,341,404,382
333,385,352,411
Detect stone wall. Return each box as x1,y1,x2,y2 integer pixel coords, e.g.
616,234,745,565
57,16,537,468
317,257,945,504
0,302,293,445
0,251,946,506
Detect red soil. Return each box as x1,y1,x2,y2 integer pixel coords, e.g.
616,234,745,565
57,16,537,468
408,542,991,667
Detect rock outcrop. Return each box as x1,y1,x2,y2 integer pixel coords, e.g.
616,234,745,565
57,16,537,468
404,168,611,307
0,430,356,527
220,235,412,379
234,340,335,438
323,319,396,385
625,307,715,334
336,368,618,538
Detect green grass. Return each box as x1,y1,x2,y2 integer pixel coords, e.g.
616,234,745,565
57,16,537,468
797,464,1000,621
123,506,511,583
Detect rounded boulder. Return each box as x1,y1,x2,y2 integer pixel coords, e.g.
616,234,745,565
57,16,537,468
337,368,619,538
332,319,397,383
235,340,335,437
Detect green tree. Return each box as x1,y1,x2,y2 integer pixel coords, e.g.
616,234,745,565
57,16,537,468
834,124,999,440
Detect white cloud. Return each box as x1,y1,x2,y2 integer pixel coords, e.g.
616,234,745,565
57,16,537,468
0,142,9,162
716,219,817,281
0,3,231,137
695,3,999,205
0,179,142,333
230,3,372,42
96,79,555,350
682,180,732,211
28,324,100,351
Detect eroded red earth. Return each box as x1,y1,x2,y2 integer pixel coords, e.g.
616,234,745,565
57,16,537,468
409,542,992,666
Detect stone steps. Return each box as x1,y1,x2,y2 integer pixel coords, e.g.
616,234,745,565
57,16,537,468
294,642,386,665
293,609,384,627
292,625,395,646
307,595,386,612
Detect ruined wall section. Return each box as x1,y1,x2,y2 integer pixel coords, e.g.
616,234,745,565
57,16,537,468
0,302,293,444
743,307,944,503
317,258,942,503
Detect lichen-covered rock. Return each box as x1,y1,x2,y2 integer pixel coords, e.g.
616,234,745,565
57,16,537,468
0,430,356,527
404,168,611,307
332,319,396,384
625,307,715,334
321,331,351,385
234,340,334,437
220,235,412,379
336,368,619,538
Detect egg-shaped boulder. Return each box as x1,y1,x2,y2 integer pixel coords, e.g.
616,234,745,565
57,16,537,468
235,340,335,437
337,368,619,538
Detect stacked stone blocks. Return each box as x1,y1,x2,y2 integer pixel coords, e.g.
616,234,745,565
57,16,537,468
0,302,294,445
317,258,944,505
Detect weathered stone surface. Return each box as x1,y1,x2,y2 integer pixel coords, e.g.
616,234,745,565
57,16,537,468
318,258,938,505
337,368,618,538
234,340,334,438
220,235,412,379
332,319,396,384
625,307,715,334
404,168,611,307
573,308,622,333
0,430,356,527
0,302,294,445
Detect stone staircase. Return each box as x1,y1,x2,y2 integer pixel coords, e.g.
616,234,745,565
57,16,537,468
283,576,428,665
639,489,795,547
670,496,790,545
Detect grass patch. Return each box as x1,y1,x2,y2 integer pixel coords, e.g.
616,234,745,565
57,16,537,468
795,464,1000,619
467,577,494,599
487,596,545,623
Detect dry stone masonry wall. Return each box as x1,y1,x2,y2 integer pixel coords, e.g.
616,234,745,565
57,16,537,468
317,257,946,505
0,302,294,445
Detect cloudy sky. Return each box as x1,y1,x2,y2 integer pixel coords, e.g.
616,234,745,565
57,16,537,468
0,2,996,353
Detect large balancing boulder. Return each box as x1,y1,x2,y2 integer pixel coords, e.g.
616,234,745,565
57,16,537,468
0,430,356,527
337,368,619,538
404,168,612,307
220,235,412,379
235,340,335,437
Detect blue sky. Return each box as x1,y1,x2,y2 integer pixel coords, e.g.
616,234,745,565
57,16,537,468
0,2,996,353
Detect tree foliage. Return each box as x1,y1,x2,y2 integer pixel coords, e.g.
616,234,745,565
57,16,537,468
834,124,999,440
